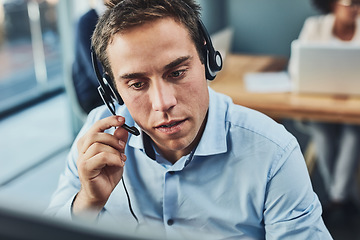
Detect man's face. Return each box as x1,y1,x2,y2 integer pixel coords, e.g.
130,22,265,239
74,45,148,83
107,18,209,161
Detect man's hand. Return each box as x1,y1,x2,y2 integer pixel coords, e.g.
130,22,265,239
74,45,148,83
73,116,129,219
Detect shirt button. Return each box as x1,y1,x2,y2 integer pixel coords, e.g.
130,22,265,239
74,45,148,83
167,219,174,226
168,171,175,175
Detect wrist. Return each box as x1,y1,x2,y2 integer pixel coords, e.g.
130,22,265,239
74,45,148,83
71,191,107,220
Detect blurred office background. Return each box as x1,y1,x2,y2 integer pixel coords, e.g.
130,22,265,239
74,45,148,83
0,0,357,239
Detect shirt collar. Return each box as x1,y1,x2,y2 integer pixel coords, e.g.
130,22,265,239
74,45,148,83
194,87,228,156
127,125,156,159
127,87,228,158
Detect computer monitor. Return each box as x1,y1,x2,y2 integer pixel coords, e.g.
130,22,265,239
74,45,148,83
0,203,146,240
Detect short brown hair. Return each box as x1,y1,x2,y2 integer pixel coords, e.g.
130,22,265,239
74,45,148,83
92,0,203,82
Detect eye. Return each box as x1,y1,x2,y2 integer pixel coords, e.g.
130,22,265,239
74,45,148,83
169,69,186,79
129,81,146,90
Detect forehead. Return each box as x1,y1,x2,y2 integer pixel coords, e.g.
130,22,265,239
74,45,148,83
107,18,197,77
109,17,191,46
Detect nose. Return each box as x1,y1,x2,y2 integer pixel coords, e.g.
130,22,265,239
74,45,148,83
151,80,177,112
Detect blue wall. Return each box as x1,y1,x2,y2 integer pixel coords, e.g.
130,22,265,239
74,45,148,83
198,0,320,57
197,0,227,34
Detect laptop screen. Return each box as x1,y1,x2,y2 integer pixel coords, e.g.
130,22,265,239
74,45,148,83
290,40,360,96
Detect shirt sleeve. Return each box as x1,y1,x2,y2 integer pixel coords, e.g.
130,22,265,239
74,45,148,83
44,109,99,219
44,107,115,220
263,139,333,240
44,142,81,219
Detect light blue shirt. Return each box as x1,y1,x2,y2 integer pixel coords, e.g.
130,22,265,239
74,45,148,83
47,88,332,239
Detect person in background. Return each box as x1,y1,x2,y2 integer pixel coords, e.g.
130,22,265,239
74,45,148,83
291,0,360,227
72,0,109,114
47,0,332,239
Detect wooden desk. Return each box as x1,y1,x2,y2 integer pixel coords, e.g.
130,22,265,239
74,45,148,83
210,54,360,125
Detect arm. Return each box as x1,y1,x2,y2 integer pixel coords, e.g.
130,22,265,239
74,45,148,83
263,140,333,239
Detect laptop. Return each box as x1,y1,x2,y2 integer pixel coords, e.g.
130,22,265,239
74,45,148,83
290,40,360,96
210,27,234,61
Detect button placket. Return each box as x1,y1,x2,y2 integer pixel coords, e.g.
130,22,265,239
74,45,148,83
163,171,178,229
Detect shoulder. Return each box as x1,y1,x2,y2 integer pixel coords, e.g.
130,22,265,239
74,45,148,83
75,9,99,41
299,14,334,41
76,105,110,135
303,14,332,27
209,88,296,151
79,9,98,22
209,89,302,180
87,104,112,120
226,102,296,151
225,101,303,181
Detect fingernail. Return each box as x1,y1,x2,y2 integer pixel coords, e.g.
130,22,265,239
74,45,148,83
119,140,125,148
121,153,126,161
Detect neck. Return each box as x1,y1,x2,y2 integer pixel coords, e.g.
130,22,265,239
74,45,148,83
156,145,192,165
333,18,356,41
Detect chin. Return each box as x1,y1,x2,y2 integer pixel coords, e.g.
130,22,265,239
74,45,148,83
158,136,193,152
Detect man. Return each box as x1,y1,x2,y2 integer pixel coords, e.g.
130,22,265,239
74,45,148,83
47,0,332,239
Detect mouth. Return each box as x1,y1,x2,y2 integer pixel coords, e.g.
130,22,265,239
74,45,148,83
155,119,186,134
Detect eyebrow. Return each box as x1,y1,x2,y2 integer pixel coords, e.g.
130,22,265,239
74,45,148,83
119,56,192,80
163,56,191,71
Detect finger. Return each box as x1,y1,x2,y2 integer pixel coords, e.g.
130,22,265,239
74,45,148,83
79,151,126,180
92,115,126,133
83,142,127,162
79,132,126,155
78,115,129,152
77,116,124,152
113,125,129,144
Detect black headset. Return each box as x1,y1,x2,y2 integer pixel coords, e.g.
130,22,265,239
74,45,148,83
91,1,223,110
198,19,223,81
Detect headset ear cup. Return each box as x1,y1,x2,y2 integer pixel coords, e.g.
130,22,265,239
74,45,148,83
212,51,223,71
198,20,223,80
203,46,220,81
208,50,223,73
204,50,223,81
